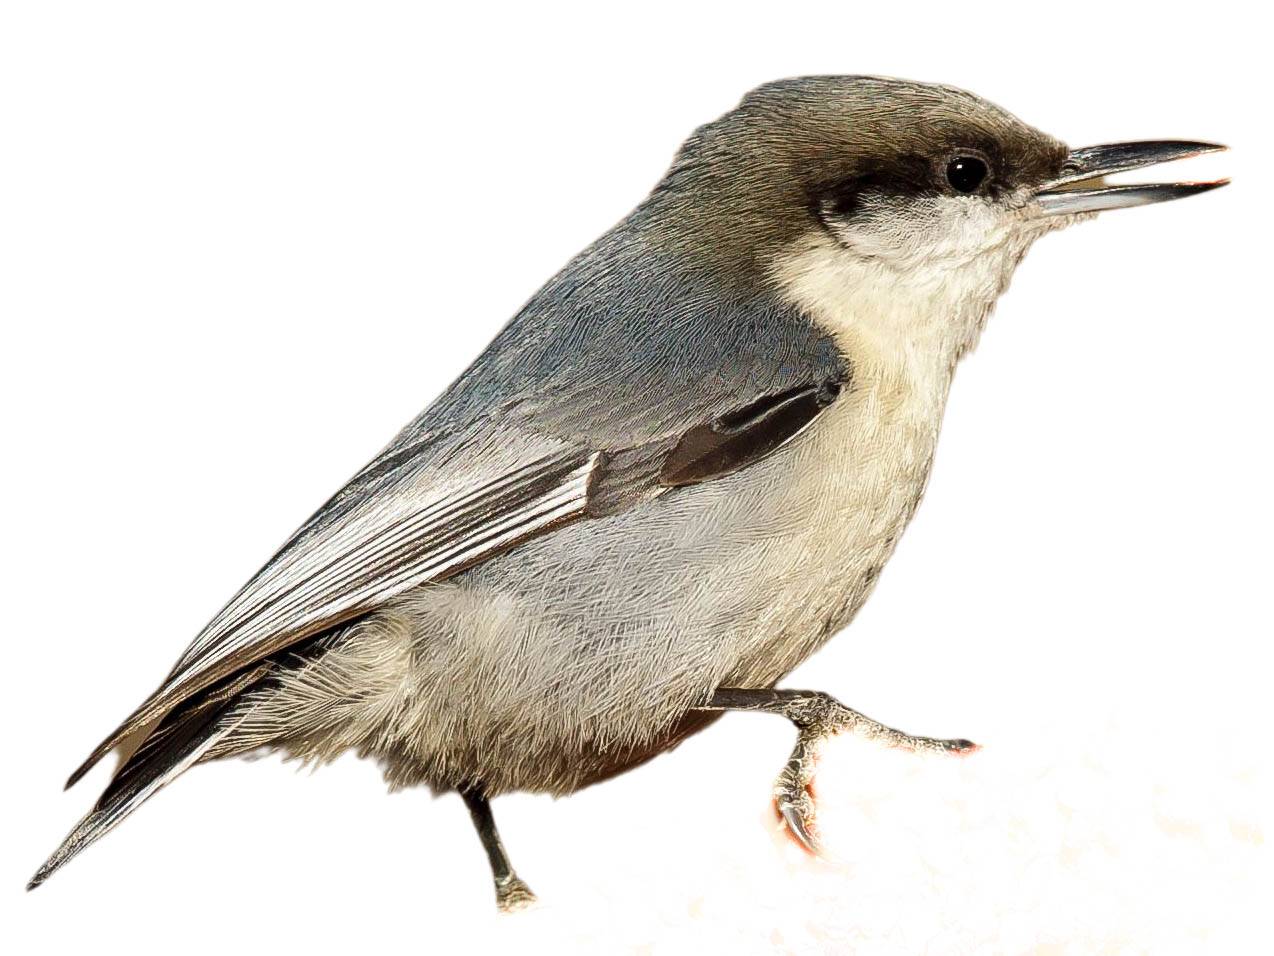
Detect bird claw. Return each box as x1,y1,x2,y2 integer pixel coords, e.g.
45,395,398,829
773,734,825,857
776,785,823,856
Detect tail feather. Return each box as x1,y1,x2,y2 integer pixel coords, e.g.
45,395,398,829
28,667,266,890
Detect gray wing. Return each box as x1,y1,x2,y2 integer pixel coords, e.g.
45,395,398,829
68,427,600,784
70,215,849,786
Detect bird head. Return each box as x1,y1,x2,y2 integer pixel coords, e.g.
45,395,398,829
650,76,1227,358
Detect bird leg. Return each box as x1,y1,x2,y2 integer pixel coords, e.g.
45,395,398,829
696,688,978,856
459,784,537,912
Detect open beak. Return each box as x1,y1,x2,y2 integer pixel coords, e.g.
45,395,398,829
1035,140,1228,215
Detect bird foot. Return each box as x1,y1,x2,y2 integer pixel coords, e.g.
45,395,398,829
494,874,538,913
772,694,978,856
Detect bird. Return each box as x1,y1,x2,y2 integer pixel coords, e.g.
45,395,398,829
31,75,1227,910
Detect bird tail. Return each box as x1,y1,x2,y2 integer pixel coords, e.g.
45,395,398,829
27,663,270,890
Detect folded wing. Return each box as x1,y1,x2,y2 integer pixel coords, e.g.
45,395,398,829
68,427,602,787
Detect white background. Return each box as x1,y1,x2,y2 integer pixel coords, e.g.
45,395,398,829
2,2,1268,953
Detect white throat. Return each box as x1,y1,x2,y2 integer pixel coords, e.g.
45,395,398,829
779,228,1032,357
774,220,1047,411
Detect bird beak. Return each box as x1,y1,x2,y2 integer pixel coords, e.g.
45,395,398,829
1034,140,1229,215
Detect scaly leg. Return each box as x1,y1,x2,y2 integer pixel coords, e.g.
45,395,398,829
696,688,978,855
459,784,537,912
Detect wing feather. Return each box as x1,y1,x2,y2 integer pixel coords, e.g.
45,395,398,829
68,440,601,787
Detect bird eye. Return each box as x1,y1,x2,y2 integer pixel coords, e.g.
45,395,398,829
946,156,988,193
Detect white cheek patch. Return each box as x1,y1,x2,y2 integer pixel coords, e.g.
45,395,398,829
773,195,1061,364
825,194,1021,275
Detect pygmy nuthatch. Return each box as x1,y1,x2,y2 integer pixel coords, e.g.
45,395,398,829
32,75,1228,910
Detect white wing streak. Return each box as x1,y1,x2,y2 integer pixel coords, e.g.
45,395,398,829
166,451,600,695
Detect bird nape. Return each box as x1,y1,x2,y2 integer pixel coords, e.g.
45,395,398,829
32,75,1227,911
